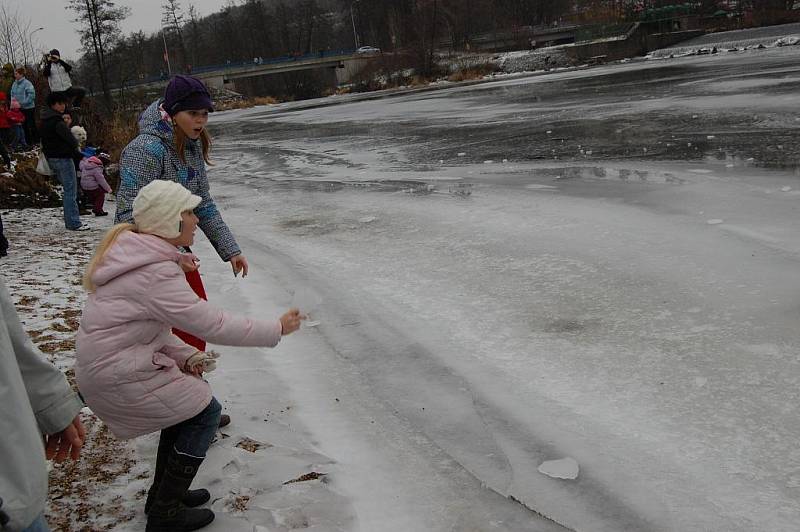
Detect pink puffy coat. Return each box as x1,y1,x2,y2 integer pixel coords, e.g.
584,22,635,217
79,156,112,192
75,231,282,439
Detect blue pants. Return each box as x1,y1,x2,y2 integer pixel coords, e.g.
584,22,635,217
47,158,82,230
21,513,50,532
10,125,27,150
164,397,221,458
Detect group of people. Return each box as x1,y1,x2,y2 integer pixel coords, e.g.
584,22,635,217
3,73,304,532
40,89,112,232
0,66,37,170
0,50,83,171
0,49,91,258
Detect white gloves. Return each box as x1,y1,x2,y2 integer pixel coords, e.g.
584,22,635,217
185,350,221,373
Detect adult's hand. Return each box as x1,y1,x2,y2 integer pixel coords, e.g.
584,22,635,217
45,415,86,463
230,254,249,278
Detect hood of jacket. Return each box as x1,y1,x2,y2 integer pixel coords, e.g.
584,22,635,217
80,156,103,170
92,231,182,287
40,106,64,123
137,99,203,158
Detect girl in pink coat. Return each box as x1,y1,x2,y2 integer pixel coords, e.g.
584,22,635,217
75,180,303,532
79,155,112,216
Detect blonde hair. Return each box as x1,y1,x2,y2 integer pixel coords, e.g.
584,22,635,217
82,223,138,292
174,125,212,166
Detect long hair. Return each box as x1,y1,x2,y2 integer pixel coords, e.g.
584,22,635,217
82,223,137,292
174,125,212,166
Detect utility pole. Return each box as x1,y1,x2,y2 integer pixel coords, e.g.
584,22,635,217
350,0,360,48
161,29,172,75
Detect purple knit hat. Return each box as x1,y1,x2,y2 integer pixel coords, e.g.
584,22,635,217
163,75,214,115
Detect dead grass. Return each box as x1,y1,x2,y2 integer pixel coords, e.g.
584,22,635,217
447,63,500,82
215,96,280,111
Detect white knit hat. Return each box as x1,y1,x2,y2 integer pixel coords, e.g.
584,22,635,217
132,180,202,238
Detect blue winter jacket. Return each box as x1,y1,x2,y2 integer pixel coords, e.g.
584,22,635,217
116,100,241,261
10,78,35,109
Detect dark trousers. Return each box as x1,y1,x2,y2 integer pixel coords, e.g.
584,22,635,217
21,108,38,144
0,139,9,167
0,212,8,256
161,397,221,458
64,86,87,107
83,187,106,214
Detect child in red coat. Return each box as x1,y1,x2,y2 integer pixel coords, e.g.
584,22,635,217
7,99,27,151
0,93,11,148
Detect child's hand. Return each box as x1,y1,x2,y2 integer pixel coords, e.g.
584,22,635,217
280,308,304,335
185,364,204,377
178,253,200,273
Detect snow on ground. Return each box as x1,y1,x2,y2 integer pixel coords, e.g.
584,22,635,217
652,21,800,57
2,205,557,531
0,209,359,531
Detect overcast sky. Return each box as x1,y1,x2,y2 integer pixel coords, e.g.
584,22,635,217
10,0,226,61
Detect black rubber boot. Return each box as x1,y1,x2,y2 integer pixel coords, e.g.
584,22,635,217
145,451,215,532
145,431,212,515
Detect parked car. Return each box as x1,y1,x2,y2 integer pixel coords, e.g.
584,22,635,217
356,46,381,54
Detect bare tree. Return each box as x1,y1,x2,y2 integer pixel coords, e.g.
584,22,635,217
0,4,39,68
163,0,188,71
69,0,131,108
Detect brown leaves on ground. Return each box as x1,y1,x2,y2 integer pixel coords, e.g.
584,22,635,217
225,494,252,513
235,437,271,453
283,471,327,485
46,413,141,530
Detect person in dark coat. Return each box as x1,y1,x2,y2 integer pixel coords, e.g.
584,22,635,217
40,92,88,231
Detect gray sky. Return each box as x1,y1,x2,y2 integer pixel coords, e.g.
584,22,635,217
11,0,226,61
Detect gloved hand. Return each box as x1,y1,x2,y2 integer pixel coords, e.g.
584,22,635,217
185,350,220,374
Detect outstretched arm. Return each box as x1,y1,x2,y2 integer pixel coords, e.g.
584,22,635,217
143,263,282,347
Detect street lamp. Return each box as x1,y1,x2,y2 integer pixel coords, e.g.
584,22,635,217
350,0,360,49
30,27,44,41
26,27,44,67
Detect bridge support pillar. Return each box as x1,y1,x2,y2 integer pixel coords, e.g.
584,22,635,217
203,75,230,91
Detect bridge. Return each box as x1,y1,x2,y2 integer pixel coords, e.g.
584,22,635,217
122,48,379,92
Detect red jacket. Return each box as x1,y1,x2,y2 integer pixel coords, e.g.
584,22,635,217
6,109,24,125
0,106,9,129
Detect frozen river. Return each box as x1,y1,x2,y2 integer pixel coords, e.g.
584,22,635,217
201,46,800,531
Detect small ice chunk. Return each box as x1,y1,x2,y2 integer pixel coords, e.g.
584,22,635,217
483,160,494,164
538,457,579,480
687,142,692,147
782,186,792,192
725,164,735,168
502,159,508,163
358,216,377,223
706,135,716,139
585,150,592,155
439,159,444,164
695,377,708,387
546,130,552,134
692,114,699,119
707,219,724,225
457,152,467,157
